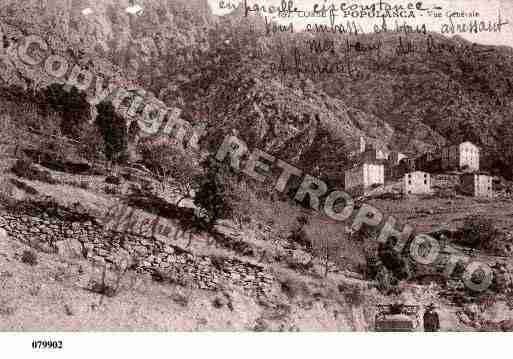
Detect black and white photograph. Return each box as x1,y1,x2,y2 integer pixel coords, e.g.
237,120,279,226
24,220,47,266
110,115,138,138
0,0,512,355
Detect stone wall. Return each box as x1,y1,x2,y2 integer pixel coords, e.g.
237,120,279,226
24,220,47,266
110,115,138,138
0,209,275,299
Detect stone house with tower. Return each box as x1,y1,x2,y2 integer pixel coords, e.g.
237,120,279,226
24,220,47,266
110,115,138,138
460,173,493,198
345,162,384,196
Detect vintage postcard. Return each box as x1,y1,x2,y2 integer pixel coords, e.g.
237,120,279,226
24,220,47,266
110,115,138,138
0,0,512,347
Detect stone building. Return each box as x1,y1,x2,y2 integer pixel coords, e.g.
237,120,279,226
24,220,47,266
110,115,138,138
385,157,415,181
460,173,493,197
403,171,431,195
441,141,479,171
345,163,384,195
361,147,388,162
389,152,407,166
357,136,366,154
348,136,367,158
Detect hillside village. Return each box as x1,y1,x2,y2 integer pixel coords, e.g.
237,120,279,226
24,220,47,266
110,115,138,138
345,136,495,199
0,0,512,333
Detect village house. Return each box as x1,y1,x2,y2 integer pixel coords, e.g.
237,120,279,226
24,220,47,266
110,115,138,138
403,171,432,195
361,147,389,162
389,151,407,166
460,173,493,198
388,157,416,179
441,141,480,171
345,162,384,195
416,152,441,173
348,136,367,158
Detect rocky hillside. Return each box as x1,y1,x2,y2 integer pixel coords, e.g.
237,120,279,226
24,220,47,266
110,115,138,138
0,0,513,180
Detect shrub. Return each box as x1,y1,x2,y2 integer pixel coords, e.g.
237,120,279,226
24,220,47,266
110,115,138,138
104,185,119,195
170,292,189,307
88,280,117,297
461,216,497,249
375,267,402,295
288,228,312,250
96,101,128,162
288,216,312,250
41,84,91,140
11,159,57,184
194,157,233,224
105,175,121,185
21,250,37,266
9,178,39,195
140,141,202,205
378,241,411,281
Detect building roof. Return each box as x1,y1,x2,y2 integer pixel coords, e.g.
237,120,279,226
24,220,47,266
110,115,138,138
459,141,479,148
404,171,429,175
444,141,479,150
461,171,492,177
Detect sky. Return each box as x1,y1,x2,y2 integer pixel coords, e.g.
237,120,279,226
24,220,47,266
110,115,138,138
207,0,513,48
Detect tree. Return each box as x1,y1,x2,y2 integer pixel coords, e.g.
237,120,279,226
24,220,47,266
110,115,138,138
41,84,91,140
461,216,497,249
193,156,234,224
297,118,349,188
140,140,203,206
378,240,411,281
96,101,128,162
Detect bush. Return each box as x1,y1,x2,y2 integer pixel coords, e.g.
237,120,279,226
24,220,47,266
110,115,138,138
287,216,312,250
288,228,312,250
9,178,39,195
105,175,121,185
194,157,233,224
104,185,119,195
170,292,189,307
461,216,497,249
139,141,202,205
376,266,392,294
11,159,57,184
96,101,128,162
88,280,117,297
21,250,37,266
378,241,411,281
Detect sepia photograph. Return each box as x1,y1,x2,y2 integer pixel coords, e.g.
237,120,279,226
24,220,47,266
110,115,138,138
0,0,512,355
